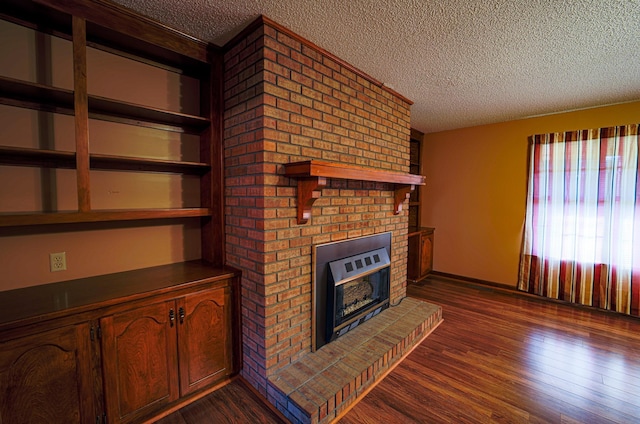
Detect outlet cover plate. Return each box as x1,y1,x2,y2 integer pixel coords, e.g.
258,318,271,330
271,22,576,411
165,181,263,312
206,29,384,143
50,252,67,272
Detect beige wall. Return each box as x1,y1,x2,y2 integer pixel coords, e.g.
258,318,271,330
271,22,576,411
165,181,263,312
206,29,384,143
421,101,640,287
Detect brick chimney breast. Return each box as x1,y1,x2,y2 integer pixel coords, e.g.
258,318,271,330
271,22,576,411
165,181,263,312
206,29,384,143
223,17,412,397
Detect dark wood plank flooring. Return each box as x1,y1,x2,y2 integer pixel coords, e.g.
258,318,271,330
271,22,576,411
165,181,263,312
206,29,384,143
155,377,285,424
157,276,640,423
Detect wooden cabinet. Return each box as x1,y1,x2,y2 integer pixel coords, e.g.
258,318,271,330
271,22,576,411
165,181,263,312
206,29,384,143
0,262,239,424
407,227,434,283
0,323,99,424
101,286,231,423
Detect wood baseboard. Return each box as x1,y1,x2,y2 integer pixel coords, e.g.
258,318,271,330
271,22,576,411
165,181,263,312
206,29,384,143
426,271,640,321
428,271,516,291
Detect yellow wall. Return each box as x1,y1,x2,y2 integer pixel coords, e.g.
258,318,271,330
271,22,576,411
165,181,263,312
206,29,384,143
421,101,640,287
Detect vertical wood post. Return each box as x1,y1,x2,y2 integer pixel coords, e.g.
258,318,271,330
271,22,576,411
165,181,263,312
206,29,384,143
201,47,224,266
72,16,91,212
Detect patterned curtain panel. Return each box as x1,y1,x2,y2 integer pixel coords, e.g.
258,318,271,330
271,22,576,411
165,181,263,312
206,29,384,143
518,124,640,317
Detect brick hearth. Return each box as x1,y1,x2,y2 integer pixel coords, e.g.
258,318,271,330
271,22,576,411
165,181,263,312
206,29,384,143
269,298,442,424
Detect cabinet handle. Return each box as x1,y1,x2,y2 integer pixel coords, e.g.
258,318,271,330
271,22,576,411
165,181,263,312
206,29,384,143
169,309,175,327
179,307,185,324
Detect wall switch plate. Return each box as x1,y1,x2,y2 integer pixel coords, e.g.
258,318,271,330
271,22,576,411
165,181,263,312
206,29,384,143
50,252,67,272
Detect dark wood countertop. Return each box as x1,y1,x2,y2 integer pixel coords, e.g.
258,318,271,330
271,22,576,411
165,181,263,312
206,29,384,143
0,260,239,329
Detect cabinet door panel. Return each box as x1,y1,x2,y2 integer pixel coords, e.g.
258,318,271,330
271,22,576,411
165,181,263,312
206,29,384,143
0,323,95,424
177,287,229,395
420,233,433,276
101,300,178,424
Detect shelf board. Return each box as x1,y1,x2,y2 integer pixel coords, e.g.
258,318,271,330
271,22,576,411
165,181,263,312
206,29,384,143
283,160,425,185
283,160,426,224
0,208,212,227
0,77,75,115
0,146,210,174
90,153,210,174
0,76,210,133
0,146,76,169
88,95,209,134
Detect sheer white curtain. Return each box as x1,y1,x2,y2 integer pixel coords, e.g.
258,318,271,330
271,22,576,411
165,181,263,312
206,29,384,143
518,124,640,316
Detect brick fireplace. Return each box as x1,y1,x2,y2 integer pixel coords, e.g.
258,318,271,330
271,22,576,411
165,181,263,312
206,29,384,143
223,16,441,423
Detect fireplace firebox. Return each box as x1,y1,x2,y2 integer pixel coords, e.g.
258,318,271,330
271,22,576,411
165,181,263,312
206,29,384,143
313,232,391,350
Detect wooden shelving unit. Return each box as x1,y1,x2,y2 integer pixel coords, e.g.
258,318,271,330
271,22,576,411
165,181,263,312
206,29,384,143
0,1,236,423
408,128,423,228
0,0,224,264
406,128,433,283
283,159,426,224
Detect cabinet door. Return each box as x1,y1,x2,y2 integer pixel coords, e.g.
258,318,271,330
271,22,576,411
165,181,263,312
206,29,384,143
101,300,179,424
420,232,433,277
0,323,97,424
177,286,230,395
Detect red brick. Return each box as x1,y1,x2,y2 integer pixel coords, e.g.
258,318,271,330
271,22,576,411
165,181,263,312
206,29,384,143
277,76,302,93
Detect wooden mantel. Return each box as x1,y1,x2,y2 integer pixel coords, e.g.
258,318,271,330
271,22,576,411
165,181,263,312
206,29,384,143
283,160,426,224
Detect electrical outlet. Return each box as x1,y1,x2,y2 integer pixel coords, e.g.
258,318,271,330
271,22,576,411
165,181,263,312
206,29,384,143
50,252,67,272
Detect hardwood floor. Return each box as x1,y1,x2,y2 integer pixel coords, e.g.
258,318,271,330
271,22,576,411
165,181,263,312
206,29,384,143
155,378,286,424
157,276,640,423
341,276,640,424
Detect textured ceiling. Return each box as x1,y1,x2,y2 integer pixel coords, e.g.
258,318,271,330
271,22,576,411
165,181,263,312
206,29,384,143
112,0,640,134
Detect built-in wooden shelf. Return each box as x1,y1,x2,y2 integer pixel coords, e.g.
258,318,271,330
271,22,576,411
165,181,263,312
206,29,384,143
0,146,210,174
0,208,211,227
0,76,210,133
283,160,426,224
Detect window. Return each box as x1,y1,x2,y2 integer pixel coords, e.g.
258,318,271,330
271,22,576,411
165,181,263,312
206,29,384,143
518,124,640,317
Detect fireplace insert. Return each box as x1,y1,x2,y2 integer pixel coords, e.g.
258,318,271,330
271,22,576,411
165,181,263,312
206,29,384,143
313,232,391,350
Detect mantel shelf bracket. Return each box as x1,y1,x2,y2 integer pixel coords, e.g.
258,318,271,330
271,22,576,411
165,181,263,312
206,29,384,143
394,184,415,215
297,177,327,224
284,160,425,225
